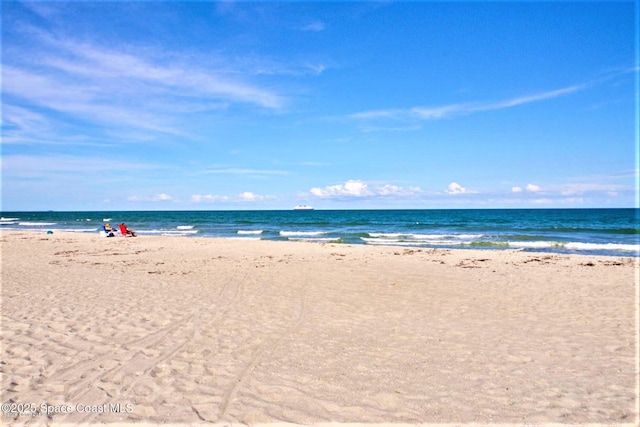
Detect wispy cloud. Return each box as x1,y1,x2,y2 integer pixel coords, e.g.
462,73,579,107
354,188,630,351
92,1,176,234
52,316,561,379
350,83,589,124
126,191,277,204
2,30,289,147
19,1,58,20
1,154,161,179
4,66,190,138
228,50,329,77
538,180,632,197
360,125,422,133
46,40,285,108
191,191,275,203
480,84,587,110
299,161,332,167
203,168,289,176
301,21,325,32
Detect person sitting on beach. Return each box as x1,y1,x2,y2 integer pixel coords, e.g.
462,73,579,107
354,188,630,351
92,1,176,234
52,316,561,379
119,223,137,237
103,223,116,237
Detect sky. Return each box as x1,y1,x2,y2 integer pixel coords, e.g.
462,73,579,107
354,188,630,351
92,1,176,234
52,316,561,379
1,0,638,211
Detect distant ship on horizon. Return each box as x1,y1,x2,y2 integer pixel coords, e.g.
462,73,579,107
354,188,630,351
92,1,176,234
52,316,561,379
293,205,314,211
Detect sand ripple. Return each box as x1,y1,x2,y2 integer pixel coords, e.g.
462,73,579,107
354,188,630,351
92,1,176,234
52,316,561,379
1,231,637,425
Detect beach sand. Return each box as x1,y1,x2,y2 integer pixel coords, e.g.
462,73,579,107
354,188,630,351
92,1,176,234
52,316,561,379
1,230,638,425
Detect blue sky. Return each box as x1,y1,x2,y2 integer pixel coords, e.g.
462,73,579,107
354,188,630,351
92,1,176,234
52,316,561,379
1,0,638,211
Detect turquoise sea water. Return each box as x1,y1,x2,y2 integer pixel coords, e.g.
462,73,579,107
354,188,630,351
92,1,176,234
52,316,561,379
1,209,638,257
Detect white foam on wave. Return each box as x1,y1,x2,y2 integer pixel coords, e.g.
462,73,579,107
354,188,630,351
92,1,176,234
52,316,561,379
137,229,199,235
103,218,112,222
280,231,326,237
369,233,404,238
565,242,639,252
9,227,98,233
1,217,19,221
409,233,481,240
369,232,483,240
288,237,341,243
505,241,561,249
238,230,263,235
362,237,638,253
361,238,437,247
505,241,639,252
19,222,56,226
455,234,486,239
176,225,195,230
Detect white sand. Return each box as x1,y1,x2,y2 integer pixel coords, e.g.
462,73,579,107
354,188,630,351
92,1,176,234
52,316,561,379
1,231,638,425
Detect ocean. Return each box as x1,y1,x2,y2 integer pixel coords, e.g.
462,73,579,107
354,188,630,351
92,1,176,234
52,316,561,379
1,209,638,257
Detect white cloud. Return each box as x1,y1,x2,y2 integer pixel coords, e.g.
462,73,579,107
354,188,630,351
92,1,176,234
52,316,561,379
190,192,273,203
513,182,626,197
128,193,174,202
526,183,542,193
238,191,262,201
154,193,173,201
311,180,372,197
446,182,477,195
191,194,229,203
504,178,635,205
310,180,422,199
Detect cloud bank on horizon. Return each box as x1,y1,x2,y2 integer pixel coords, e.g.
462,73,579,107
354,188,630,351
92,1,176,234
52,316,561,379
1,1,637,210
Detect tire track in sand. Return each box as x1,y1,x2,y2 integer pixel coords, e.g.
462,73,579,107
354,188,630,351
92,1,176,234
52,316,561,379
217,293,307,421
94,263,252,419
43,261,245,384
86,263,250,424
69,308,203,424
24,265,249,424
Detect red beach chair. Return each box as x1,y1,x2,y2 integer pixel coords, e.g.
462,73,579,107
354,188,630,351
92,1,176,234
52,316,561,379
119,223,136,237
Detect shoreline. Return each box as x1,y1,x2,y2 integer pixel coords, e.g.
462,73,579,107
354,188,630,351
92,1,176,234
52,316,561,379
1,230,638,424
1,228,638,258
2,208,638,258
